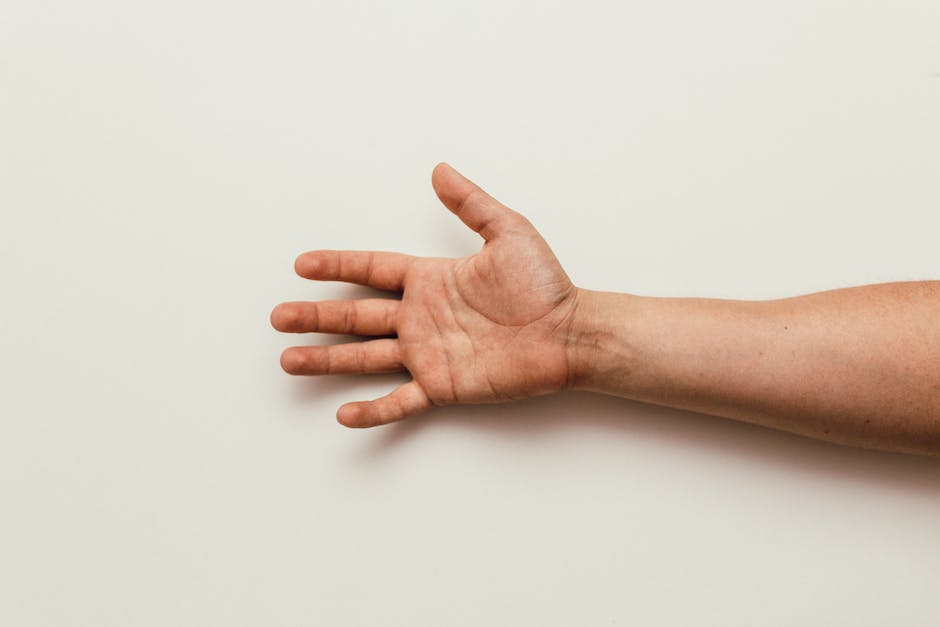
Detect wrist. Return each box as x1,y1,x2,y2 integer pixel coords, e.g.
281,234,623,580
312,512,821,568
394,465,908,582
564,288,642,392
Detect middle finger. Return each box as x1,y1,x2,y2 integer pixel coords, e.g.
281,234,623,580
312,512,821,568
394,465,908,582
271,299,399,335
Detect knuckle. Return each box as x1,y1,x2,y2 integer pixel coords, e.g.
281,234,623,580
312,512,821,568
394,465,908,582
364,252,376,284
385,302,396,332
344,304,357,332
320,346,332,374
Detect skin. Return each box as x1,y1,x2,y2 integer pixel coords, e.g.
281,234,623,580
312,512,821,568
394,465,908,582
271,163,940,457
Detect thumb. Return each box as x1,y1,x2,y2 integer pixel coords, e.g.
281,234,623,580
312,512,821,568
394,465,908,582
431,162,516,241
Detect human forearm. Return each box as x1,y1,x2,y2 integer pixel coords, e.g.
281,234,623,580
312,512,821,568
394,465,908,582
567,282,940,456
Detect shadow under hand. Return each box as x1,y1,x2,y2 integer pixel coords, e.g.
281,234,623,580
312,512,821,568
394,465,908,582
353,391,940,499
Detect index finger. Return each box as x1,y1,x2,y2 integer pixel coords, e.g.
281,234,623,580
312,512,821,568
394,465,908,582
294,250,415,292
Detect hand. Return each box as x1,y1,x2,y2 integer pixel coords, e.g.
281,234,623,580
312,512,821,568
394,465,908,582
271,163,582,427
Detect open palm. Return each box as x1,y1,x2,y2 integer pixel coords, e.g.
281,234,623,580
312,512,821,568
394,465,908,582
271,163,581,427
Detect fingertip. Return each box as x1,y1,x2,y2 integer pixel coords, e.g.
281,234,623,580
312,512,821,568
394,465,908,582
337,403,365,428
431,161,471,195
431,162,448,195
431,161,475,208
270,304,282,329
271,302,302,332
432,161,452,180
294,252,320,277
280,347,302,374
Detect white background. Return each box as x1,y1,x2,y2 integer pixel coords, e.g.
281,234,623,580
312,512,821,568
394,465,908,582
2,1,939,625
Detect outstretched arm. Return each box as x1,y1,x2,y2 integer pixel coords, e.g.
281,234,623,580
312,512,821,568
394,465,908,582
569,283,940,456
271,163,940,456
